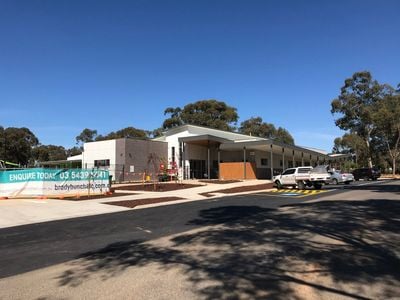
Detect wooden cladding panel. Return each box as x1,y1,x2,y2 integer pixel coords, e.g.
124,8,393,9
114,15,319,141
219,162,257,180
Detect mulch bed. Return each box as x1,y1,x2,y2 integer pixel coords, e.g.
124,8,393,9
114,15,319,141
199,192,214,197
56,192,135,201
198,180,242,184
115,183,202,192
211,183,275,194
104,196,186,208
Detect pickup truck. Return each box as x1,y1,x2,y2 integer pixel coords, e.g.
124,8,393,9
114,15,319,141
273,166,331,190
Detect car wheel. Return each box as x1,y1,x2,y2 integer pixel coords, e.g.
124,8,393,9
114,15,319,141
333,178,338,185
298,181,305,190
275,180,283,189
313,183,322,190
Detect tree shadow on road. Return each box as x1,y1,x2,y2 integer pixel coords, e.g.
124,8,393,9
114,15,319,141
342,181,400,195
57,199,400,299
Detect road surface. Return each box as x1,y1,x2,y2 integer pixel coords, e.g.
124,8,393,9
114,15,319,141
0,180,399,299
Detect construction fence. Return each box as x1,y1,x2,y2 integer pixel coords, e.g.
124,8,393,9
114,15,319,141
83,164,177,183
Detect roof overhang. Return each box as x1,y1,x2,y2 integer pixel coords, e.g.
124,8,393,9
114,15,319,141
178,134,231,146
220,140,330,158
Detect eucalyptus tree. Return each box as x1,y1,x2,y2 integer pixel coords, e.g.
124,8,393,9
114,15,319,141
331,71,393,168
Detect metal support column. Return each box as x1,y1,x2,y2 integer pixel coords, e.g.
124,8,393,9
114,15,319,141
270,144,274,179
292,150,295,167
182,142,185,179
282,147,285,170
301,152,304,166
243,147,247,179
207,142,210,180
217,147,221,180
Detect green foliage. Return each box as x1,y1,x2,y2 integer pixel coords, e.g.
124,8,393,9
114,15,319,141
239,117,294,145
66,146,82,157
331,71,393,167
163,100,239,131
149,127,164,138
332,133,369,167
331,71,390,132
275,127,295,145
76,127,148,145
162,107,183,129
372,93,400,174
0,127,39,166
332,72,399,173
32,145,67,162
97,127,148,140
75,128,98,146
239,117,274,137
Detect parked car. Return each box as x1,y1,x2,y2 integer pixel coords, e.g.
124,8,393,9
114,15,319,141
273,165,331,190
328,170,354,185
352,168,381,181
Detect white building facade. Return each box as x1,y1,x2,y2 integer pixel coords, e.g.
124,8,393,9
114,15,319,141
153,124,336,180
69,125,349,181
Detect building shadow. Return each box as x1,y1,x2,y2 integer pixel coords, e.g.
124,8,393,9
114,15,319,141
57,199,400,299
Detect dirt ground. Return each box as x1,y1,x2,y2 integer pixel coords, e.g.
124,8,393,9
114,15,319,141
57,192,136,201
104,197,186,208
198,180,242,184
115,183,203,192
211,182,274,194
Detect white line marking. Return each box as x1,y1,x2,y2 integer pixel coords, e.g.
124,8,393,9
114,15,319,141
136,226,152,234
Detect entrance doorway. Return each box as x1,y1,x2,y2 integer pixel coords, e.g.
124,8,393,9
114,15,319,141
189,159,206,179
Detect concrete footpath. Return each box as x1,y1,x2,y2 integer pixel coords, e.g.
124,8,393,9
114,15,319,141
0,180,272,229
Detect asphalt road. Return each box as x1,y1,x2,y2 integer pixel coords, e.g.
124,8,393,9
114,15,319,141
0,179,397,280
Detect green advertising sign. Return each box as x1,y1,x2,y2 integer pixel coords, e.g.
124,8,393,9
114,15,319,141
0,168,109,184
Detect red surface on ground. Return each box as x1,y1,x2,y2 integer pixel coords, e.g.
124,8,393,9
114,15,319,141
104,196,186,208
208,183,275,194
115,183,202,192
58,193,135,201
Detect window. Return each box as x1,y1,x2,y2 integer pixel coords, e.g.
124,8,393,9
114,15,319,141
288,161,293,168
171,147,175,163
94,159,110,167
298,167,312,174
179,143,182,167
282,169,295,175
261,158,268,166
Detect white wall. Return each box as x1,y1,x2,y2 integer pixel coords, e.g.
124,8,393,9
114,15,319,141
83,140,116,177
164,129,195,176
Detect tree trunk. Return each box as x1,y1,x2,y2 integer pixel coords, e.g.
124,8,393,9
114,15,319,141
393,158,396,176
365,138,373,168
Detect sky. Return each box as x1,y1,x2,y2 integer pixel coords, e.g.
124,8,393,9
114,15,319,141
1,0,399,152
